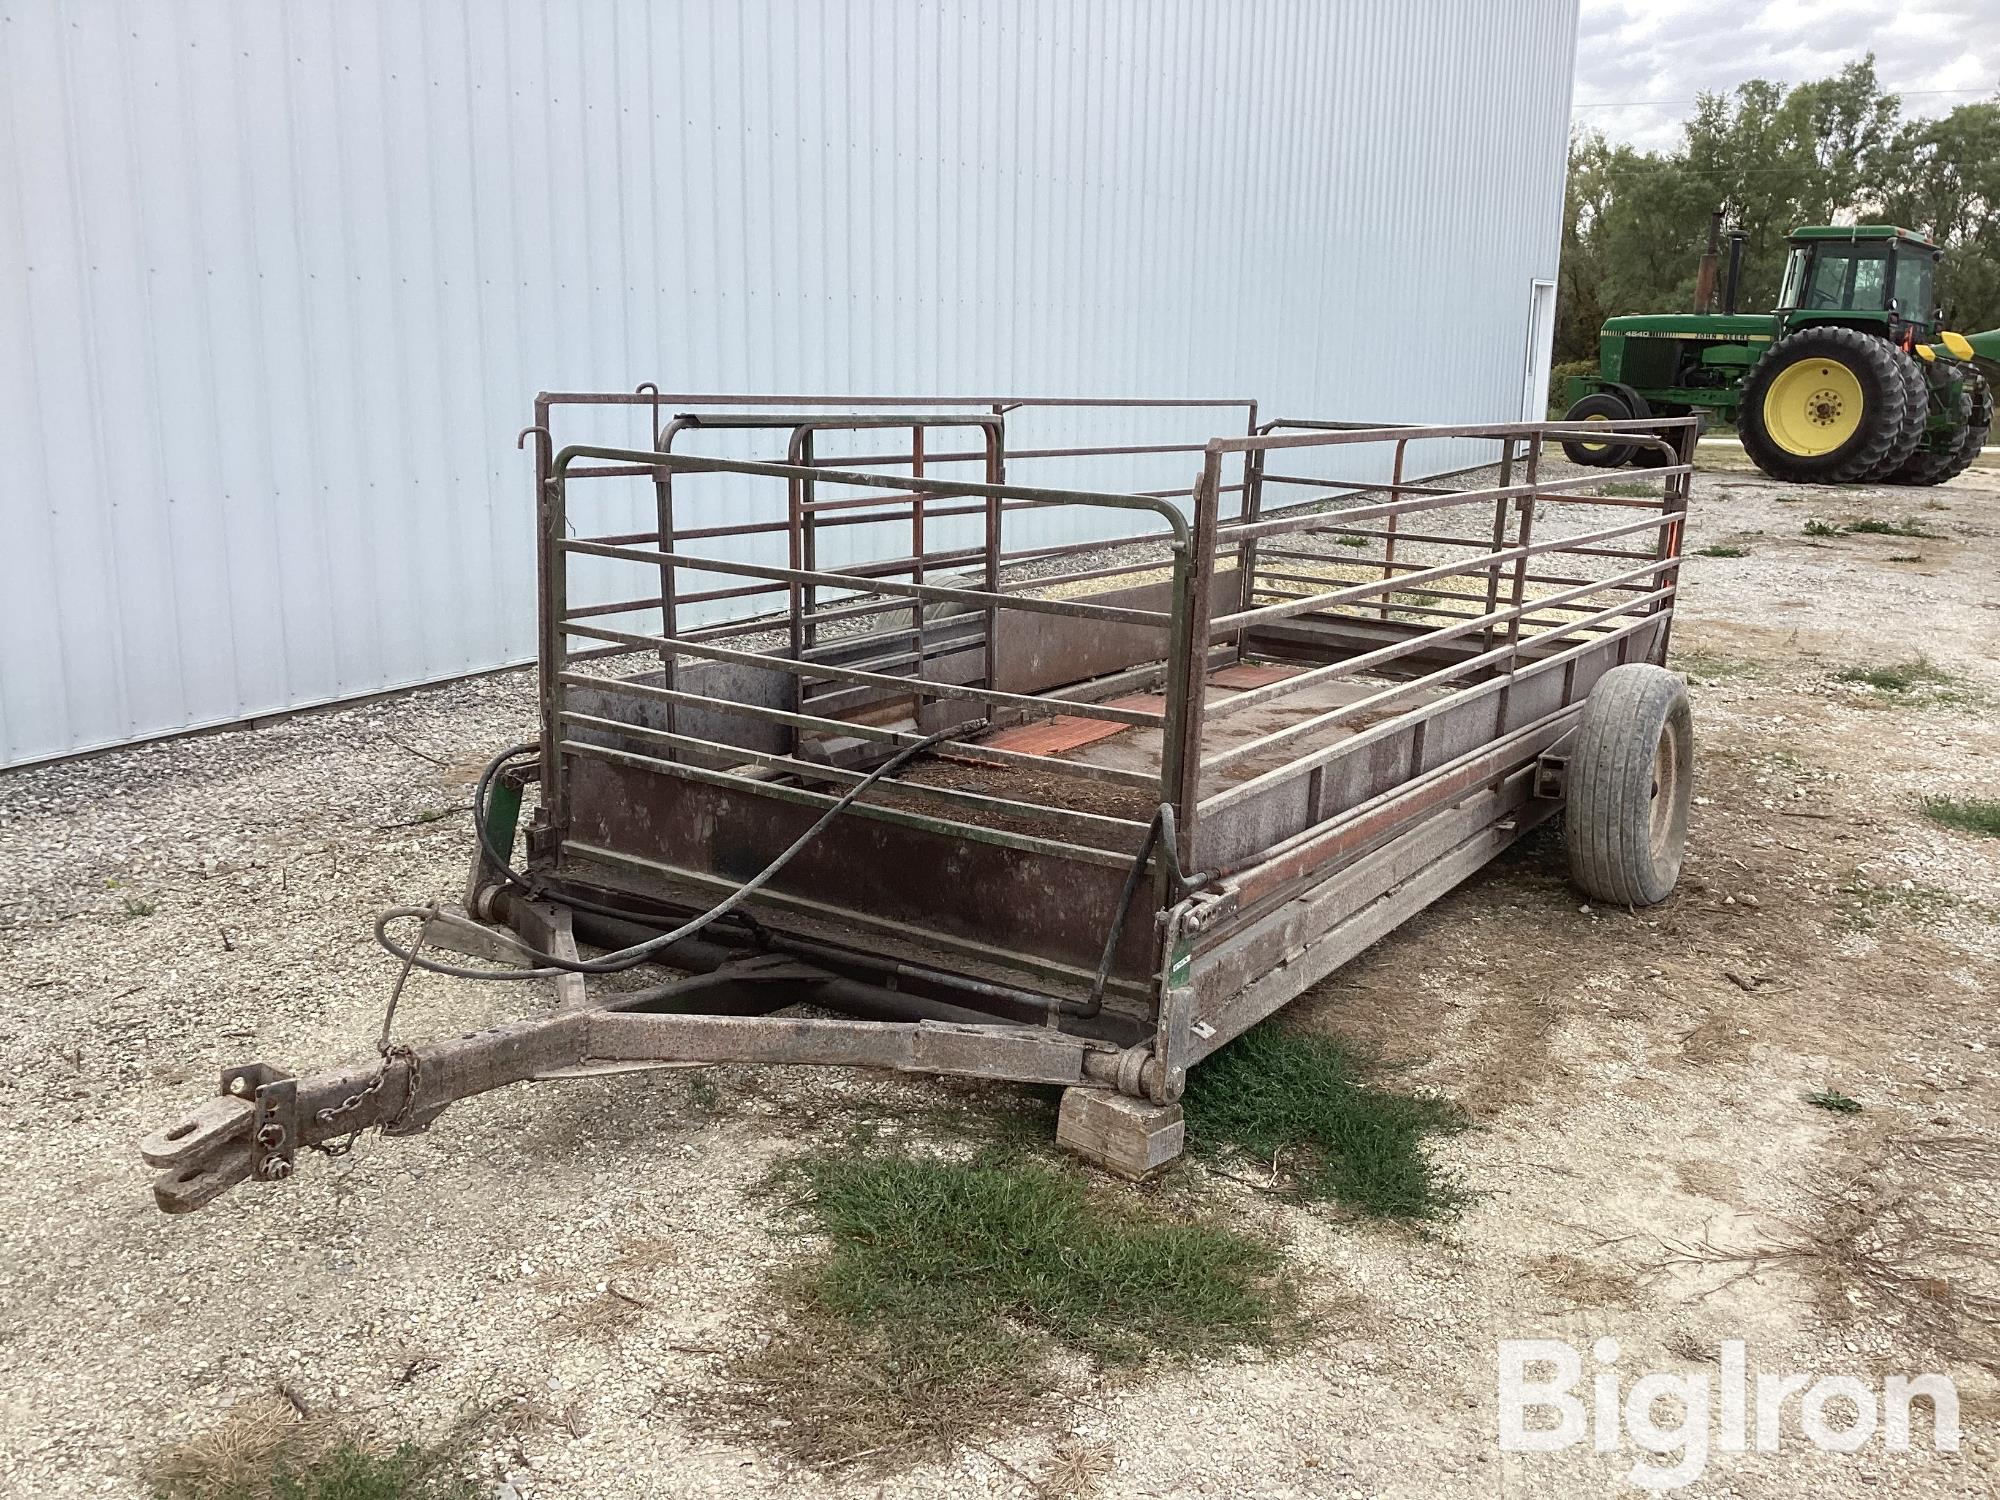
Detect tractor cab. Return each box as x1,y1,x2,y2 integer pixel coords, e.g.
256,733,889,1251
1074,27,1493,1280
1776,226,1939,339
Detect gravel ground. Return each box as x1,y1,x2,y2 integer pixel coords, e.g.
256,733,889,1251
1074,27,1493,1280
2,456,1998,1498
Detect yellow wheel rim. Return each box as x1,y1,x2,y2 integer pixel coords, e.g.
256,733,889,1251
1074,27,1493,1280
1580,412,1611,453
1764,359,1864,457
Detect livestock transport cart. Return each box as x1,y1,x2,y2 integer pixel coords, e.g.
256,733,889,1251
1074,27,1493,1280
142,395,1698,1211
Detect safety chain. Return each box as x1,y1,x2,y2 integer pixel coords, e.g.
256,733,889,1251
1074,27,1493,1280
309,904,435,1157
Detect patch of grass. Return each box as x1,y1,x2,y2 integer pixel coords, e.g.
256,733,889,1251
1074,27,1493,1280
1805,1089,1863,1114
121,895,157,919
1847,517,1944,538
1696,544,1749,558
1595,481,1659,498
1831,658,1956,694
149,1398,481,1500
708,1150,1291,1467
1922,795,2000,838
1334,534,1368,549
1808,516,1946,540
1835,877,1972,933
1181,1023,1467,1217
1886,553,1926,563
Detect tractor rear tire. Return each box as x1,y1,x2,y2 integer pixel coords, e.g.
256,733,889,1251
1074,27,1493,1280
1890,371,1988,486
1855,347,1930,483
1565,664,1693,908
1739,327,1909,484
1561,392,1636,467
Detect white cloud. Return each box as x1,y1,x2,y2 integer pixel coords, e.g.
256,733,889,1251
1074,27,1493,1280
1573,0,2000,150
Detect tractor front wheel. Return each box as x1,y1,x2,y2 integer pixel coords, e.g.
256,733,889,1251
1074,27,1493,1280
1739,327,1909,484
1560,392,1636,467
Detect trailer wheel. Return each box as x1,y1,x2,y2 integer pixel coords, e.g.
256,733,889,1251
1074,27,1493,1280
1560,392,1636,467
1565,664,1692,907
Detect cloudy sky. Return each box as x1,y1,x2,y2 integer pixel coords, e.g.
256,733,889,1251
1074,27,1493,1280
1574,0,2000,149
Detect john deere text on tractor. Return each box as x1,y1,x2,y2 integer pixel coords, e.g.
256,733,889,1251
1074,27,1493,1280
1562,218,1996,486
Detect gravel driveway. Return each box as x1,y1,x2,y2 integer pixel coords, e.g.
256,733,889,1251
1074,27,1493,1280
2,458,1997,1499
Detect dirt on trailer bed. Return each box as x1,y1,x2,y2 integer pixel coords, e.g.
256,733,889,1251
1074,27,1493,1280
1,458,1998,1498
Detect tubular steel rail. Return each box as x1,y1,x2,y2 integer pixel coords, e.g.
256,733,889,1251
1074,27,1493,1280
141,395,1693,1210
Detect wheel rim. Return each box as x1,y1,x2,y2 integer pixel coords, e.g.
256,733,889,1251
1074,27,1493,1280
1764,359,1864,457
1647,722,1680,864
1579,412,1612,454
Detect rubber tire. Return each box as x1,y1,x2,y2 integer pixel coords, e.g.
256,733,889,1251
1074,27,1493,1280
1565,663,1693,908
1931,371,1993,486
1890,371,1986,486
1738,326,1909,484
1854,347,1929,483
1561,392,1636,468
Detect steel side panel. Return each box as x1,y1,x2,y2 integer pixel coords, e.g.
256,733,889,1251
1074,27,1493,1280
993,569,1241,695
562,753,1160,979
1188,788,1554,1063
1192,618,1661,871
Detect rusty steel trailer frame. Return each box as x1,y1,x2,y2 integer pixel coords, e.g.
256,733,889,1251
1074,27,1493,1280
141,396,1694,1210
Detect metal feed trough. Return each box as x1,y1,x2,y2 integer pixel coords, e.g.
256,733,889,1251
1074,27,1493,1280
142,395,1697,1209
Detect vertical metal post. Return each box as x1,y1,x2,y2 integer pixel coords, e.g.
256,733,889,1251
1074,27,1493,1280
1379,437,1407,620
651,434,679,758
1652,422,1693,661
1481,436,1516,658
1163,450,1223,873
800,428,820,652
1235,408,1264,652
541,474,571,843
911,424,926,678
1494,433,1541,735
785,436,806,707
983,419,1003,710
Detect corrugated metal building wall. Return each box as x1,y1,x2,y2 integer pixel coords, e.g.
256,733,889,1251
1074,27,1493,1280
0,0,1579,767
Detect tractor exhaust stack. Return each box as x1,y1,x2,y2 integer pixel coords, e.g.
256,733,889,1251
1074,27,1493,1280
1723,232,1748,315
1694,210,1722,314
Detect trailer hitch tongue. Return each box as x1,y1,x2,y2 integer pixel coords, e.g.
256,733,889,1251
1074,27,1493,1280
140,1063,298,1214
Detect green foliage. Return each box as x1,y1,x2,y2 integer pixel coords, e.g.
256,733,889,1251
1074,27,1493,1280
1559,58,2000,366
1181,1023,1467,1218
1845,517,1943,538
1805,1089,1863,1114
267,1444,482,1500
1805,517,1942,540
715,1149,1292,1466
1697,544,1749,557
790,1151,1286,1360
1922,795,2000,837
1832,658,1955,693
149,1410,481,1500
1549,356,1597,414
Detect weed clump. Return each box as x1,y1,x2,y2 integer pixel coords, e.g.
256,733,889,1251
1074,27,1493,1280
707,1150,1292,1468
149,1399,481,1500
1922,796,2000,838
1181,1023,1467,1218
1831,658,1956,695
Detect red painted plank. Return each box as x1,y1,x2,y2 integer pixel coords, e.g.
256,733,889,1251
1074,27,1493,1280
981,693,1166,755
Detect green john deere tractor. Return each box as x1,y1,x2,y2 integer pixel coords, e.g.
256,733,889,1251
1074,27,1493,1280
1562,220,1996,485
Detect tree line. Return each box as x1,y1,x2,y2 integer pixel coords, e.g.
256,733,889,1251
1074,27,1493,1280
1557,56,2000,366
